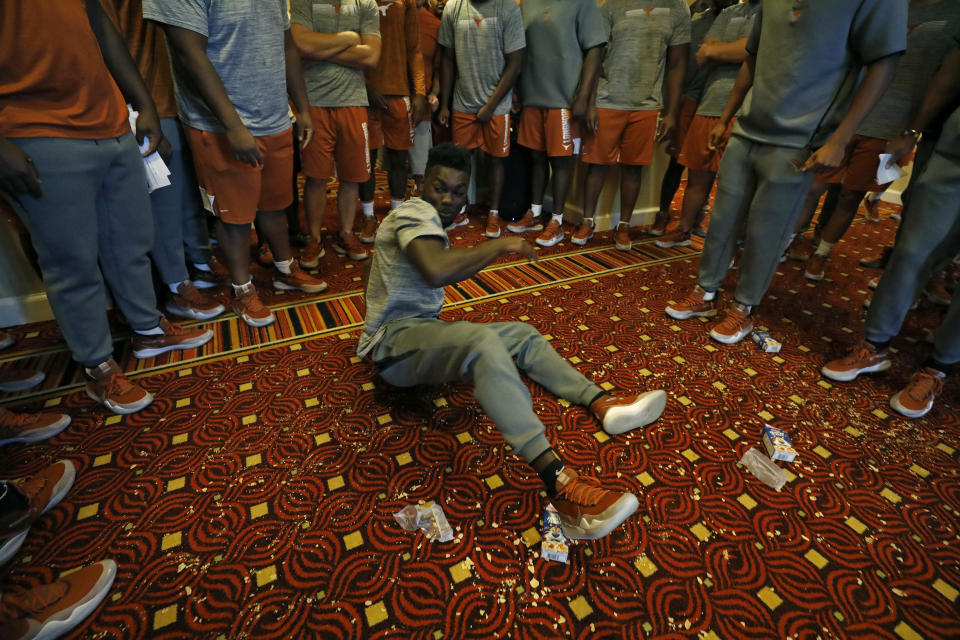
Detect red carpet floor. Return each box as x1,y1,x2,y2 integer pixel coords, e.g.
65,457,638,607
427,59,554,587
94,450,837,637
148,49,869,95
1,190,958,639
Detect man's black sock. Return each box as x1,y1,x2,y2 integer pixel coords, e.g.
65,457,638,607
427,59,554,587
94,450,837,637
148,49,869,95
537,458,565,498
866,338,890,352
924,358,953,376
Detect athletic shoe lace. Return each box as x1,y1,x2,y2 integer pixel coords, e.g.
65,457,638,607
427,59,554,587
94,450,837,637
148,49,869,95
105,371,138,399
905,371,943,403
0,408,41,429
838,344,878,367
237,291,269,316
557,475,607,507
2,579,69,618
715,307,749,334
14,475,47,506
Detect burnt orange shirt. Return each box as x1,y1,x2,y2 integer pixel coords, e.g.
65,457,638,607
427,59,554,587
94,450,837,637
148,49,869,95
0,0,128,139
418,7,441,91
367,0,426,97
99,0,178,118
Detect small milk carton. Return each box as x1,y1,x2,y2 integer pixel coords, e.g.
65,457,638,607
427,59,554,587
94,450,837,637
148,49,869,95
541,504,570,563
762,424,797,463
751,330,782,353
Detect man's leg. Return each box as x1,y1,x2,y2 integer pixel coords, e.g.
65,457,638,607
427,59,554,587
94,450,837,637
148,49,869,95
804,187,867,279
618,164,643,225
303,176,329,246
256,209,294,263
933,285,960,366
161,118,212,268
359,147,379,206
486,151,504,215
385,147,409,203
217,221,254,285
581,163,607,223
549,156,574,217
149,120,193,287
658,156,685,218
529,149,549,213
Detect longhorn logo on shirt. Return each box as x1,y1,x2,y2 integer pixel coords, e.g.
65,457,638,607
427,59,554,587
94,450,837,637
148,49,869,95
474,17,484,26
642,7,654,16
377,0,399,17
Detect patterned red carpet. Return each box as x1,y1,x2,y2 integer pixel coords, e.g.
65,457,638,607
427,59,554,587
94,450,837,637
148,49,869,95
1,192,959,639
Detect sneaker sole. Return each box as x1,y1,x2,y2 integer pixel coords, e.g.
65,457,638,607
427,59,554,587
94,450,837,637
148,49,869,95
485,230,502,238
37,560,118,640
615,241,632,251
274,279,329,294
925,291,951,306
890,392,933,418
0,371,46,392
0,529,28,566
647,229,666,237
86,387,154,414
190,279,221,290
710,321,754,345
0,414,71,446
821,359,891,382
332,245,369,261
570,234,593,246
804,271,825,281
132,330,214,359
443,221,470,232
506,224,544,233
0,335,14,350
536,234,563,247
603,390,668,435
40,460,77,515
234,308,276,328
557,492,640,540
165,301,226,321
359,236,376,244
654,239,690,249
665,306,717,320
300,252,324,269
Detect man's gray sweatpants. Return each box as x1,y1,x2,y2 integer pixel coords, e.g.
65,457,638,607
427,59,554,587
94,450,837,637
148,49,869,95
9,133,161,367
699,135,815,306
867,110,960,365
371,318,604,464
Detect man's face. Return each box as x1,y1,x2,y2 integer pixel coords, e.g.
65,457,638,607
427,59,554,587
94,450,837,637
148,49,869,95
422,165,469,226
433,0,446,18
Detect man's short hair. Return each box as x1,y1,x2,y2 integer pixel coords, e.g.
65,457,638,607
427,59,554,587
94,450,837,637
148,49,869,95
426,143,472,176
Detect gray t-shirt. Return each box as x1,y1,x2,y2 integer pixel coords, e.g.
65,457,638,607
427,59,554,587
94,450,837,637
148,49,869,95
596,0,691,111
290,0,381,108
143,0,293,136
520,0,608,109
857,1,960,141
682,9,718,103
438,0,526,115
696,1,760,118
736,0,907,149
358,198,448,358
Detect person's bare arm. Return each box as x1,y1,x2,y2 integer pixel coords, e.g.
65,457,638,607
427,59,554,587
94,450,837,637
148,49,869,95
285,29,314,151
477,49,524,122
571,45,605,120
290,23,360,61
327,34,382,70
657,43,688,143
707,53,754,149
697,37,749,66
406,236,536,287
438,45,455,126
405,0,428,121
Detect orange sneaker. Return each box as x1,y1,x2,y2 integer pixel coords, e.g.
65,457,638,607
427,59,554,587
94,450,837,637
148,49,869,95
506,209,544,233
300,240,325,269
925,272,952,306
787,235,815,261
166,282,225,321
890,368,945,418
359,215,378,244
536,217,564,247
274,262,329,293
804,253,827,281
84,359,153,414
821,341,891,382
614,222,632,251
189,256,229,289
257,244,274,266
485,212,502,238
0,407,71,446
333,233,369,261
551,468,639,540
709,302,753,344
655,228,691,249
131,317,213,359
665,284,718,320
0,368,45,393
864,196,881,222
13,460,77,520
590,390,667,435
232,285,275,327
444,211,470,231
647,211,669,237
571,218,595,246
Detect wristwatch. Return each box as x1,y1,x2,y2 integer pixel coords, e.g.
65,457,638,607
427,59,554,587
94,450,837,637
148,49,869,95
901,128,922,141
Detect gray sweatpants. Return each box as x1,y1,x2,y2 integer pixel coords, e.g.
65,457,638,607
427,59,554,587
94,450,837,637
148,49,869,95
866,110,960,365
371,318,603,463
699,135,815,306
9,133,161,367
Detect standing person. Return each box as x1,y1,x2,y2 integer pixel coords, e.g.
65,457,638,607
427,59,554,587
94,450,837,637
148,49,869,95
437,0,526,238
665,0,907,345
656,0,760,249
411,0,445,199
99,0,225,320
358,0,428,248
577,0,691,251
146,0,329,330
0,0,213,415
511,0,607,246
360,143,668,539
290,0,382,269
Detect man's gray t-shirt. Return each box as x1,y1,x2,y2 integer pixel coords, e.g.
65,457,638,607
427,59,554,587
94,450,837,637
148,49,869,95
520,0,607,109
438,0,526,115
290,0,381,108
682,9,718,103
143,0,293,136
857,1,960,141
736,0,907,149
596,0,691,111
695,1,760,118
358,198,448,358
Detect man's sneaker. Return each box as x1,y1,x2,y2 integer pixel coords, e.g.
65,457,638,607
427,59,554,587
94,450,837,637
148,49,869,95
232,286,275,328
0,330,13,351
536,218,564,247
257,244,274,266
0,408,71,446
868,277,879,290
359,215,378,243
485,213,502,238
787,235,815,261
14,460,77,520
890,368,945,418
0,369,45,393
84,359,153,414
300,240,325,269
333,234,369,260
165,282,225,321
614,222,632,251
890,211,902,221
591,391,668,435
864,196,881,222
1,559,117,640
444,211,469,231
274,262,329,294
655,229,691,249
189,257,229,289
647,212,669,237
571,218,595,246
665,285,718,320
860,246,892,269
550,468,639,540
821,341,891,382
804,254,827,281
132,317,213,359
709,302,753,344
506,210,544,233
925,273,952,306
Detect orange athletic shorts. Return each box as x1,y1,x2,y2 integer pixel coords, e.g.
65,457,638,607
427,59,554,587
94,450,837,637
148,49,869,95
184,126,294,224
451,111,510,158
302,106,371,183
816,134,915,192
368,96,415,151
581,108,659,166
678,114,735,173
670,96,699,158
517,107,581,157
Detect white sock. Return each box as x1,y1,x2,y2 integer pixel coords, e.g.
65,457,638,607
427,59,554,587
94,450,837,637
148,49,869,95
701,289,716,301
168,280,184,294
362,201,375,216
193,262,211,272
233,279,254,296
391,198,404,211
552,213,563,224
531,203,543,216
489,209,499,218
134,326,164,336
274,258,293,274
814,240,835,257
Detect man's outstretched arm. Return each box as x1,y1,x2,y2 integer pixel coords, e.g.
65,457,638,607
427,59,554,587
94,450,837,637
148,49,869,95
406,236,536,288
